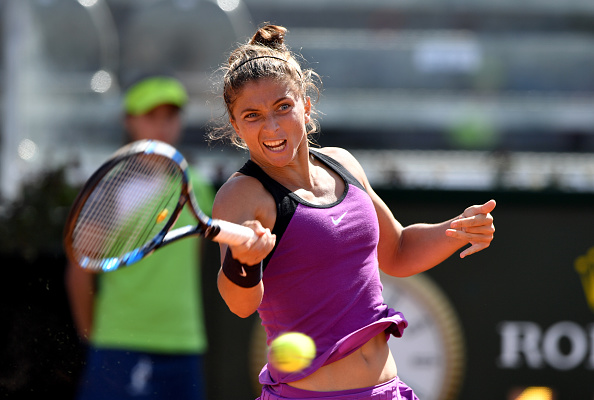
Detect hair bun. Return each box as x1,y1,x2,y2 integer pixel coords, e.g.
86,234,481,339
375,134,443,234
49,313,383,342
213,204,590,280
250,25,288,51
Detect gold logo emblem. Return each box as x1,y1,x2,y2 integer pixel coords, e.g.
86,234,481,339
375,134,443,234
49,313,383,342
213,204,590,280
575,247,594,313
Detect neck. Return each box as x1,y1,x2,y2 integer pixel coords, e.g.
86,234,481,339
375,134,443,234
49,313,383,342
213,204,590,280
255,147,315,190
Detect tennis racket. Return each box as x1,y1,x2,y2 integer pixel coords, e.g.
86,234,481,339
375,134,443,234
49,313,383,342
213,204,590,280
64,139,255,273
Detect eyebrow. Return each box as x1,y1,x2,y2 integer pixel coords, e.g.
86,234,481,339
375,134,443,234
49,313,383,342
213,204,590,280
237,96,294,115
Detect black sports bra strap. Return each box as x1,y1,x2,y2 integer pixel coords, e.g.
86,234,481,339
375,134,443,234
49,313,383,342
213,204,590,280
238,160,292,204
309,149,366,192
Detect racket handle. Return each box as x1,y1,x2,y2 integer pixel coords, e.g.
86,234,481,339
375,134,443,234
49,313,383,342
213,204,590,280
211,219,257,246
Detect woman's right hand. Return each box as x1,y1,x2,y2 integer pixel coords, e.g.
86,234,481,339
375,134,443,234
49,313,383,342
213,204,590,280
227,220,276,266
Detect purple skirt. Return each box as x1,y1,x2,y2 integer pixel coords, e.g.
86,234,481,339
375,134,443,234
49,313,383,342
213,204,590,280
256,376,419,400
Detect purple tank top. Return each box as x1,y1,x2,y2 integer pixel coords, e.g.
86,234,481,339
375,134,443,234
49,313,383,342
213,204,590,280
238,150,408,386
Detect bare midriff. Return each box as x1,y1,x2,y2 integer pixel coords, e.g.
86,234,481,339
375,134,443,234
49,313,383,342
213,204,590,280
287,332,397,392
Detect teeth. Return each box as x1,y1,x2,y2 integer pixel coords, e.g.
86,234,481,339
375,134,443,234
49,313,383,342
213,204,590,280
265,140,284,147
264,140,286,150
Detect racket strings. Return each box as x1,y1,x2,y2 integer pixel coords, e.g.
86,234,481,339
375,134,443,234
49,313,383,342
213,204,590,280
106,157,174,256
111,155,179,253
72,154,182,263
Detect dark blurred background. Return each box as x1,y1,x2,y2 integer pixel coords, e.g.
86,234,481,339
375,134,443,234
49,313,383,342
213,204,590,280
0,1,593,399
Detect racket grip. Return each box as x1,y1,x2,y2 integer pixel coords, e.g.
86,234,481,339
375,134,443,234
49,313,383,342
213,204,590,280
211,219,257,246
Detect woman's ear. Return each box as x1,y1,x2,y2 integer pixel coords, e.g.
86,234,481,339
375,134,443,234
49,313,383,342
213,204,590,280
230,117,242,139
304,96,312,124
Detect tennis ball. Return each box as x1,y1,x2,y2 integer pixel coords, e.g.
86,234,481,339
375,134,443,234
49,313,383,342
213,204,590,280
269,332,316,373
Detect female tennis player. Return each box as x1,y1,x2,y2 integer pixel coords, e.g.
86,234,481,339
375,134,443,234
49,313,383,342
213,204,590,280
209,24,496,400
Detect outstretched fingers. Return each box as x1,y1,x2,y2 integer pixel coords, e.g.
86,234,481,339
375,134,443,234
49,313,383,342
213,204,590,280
459,241,491,258
446,199,496,258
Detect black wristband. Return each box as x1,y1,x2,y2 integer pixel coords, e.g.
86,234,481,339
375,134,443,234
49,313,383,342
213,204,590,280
222,247,263,288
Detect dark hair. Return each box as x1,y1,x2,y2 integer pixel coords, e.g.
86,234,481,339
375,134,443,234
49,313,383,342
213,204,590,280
208,24,321,149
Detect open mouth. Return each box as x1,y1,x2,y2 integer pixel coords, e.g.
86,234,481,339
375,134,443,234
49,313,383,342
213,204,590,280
263,139,287,152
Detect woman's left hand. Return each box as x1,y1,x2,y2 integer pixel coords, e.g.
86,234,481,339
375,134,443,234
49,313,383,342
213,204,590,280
446,199,496,258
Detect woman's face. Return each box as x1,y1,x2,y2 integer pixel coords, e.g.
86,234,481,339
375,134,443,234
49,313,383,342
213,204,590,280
230,78,311,168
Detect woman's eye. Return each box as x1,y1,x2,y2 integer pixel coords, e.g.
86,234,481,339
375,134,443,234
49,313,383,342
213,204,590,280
279,104,290,111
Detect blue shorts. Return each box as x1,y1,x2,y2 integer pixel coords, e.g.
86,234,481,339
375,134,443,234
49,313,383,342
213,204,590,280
76,347,206,400
257,376,419,400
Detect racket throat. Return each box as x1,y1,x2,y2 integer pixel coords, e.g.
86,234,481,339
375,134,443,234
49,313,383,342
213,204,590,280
203,224,221,241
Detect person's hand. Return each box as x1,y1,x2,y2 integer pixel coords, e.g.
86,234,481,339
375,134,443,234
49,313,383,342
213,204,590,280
446,199,496,258
228,220,276,266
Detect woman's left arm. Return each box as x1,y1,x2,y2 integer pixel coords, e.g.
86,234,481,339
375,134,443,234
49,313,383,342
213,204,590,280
323,147,496,278
378,198,496,277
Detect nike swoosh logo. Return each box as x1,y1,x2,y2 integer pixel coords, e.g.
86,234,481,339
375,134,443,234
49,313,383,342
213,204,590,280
239,266,247,277
331,211,348,226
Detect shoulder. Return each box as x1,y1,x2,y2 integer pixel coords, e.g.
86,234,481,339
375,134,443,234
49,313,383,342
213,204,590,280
216,172,266,202
315,146,353,160
315,147,369,188
213,172,276,229
316,147,361,169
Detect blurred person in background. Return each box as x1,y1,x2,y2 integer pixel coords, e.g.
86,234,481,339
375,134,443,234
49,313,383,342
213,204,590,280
65,76,214,400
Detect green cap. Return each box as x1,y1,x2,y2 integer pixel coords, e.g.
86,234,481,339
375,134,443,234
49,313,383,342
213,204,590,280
124,76,188,115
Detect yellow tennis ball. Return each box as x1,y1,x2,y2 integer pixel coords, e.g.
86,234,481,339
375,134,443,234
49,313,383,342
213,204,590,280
269,332,316,373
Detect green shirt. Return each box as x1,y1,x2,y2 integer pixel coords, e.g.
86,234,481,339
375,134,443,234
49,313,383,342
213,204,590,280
91,168,215,354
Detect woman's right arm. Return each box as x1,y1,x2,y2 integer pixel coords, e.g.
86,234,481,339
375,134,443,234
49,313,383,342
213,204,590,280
213,174,276,318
